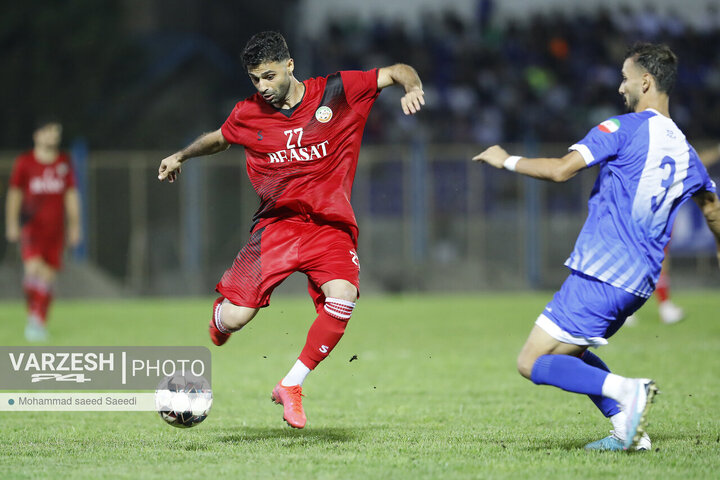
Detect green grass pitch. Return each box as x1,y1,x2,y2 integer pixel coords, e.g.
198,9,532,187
1,292,719,479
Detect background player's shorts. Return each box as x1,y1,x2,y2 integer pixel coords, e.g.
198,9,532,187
20,229,64,269
536,270,647,346
216,218,360,310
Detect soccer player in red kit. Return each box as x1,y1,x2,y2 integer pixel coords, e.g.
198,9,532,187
157,31,424,428
5,120,82,341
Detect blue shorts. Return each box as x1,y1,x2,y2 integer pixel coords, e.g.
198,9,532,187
539,270,647,345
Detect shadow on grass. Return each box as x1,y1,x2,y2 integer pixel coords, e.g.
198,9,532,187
519,440,585,452
522,435,664,453
502,433,594,452
217,426,361,445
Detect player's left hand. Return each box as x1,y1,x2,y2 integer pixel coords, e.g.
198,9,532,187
401,88,425,115
472,145,509,169
158,154,183,183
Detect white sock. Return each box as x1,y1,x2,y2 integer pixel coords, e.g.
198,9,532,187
601,373,631,402
281,360,311,387
610,411,627,439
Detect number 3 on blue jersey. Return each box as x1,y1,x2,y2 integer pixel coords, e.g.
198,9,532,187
650,155,676,213
633,150,688,238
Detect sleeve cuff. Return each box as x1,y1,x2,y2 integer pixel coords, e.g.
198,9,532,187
220,123,233,144
569,143,594,166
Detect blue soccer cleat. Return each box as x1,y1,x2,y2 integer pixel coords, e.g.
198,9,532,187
585,431,651,451
623,379,658,450
24,315,49,342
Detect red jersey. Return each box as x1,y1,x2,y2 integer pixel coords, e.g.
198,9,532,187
221,69,380,241
9,150,76,238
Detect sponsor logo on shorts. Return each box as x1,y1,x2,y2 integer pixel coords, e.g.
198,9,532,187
349,250,359,267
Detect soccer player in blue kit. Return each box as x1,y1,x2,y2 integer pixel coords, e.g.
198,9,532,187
473,43,720,451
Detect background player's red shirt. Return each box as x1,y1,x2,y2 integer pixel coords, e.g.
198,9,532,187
9,151,76,238
221,69,380,241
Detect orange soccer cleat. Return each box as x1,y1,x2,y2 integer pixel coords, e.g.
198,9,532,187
271,382,307,429
208,296,231,346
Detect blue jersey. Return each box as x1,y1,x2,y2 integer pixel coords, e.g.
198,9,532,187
566,108,716,298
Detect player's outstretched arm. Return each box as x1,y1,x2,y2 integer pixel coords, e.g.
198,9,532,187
693,190,720,269
472,146,587,183
5,187,22,243
376,64,425,115
158,128,230,183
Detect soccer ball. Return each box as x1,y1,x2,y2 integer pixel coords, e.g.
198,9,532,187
155,374,212,428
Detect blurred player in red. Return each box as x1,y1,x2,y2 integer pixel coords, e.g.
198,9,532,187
5,120,82,341
627,148,719,325
158,31,424,428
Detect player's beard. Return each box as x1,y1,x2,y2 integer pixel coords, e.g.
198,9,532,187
267,79,292,108
624,92,639,113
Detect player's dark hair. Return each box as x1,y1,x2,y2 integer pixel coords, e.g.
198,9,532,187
625,42,678,94
34,115,62,131
242,31,290,70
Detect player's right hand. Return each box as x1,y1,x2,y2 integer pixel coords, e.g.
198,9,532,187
472,145,509,169
158,154,183,182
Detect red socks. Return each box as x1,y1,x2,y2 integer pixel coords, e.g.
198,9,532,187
298,297,355,369
655,270,669,303
23,276,53,325
37,288,53,324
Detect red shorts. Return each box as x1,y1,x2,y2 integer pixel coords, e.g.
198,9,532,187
20,229,64,269
216,218,360,310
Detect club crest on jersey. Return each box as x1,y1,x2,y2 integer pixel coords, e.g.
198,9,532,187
598,118,620,133
315,105,333,123
56,163,68,176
